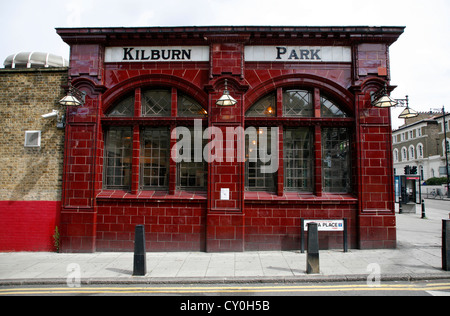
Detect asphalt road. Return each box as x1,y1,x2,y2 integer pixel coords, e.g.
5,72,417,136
1,280,450,297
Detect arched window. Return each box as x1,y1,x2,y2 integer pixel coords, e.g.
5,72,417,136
245,93,276,117
141,89,171,117
393,149,399,163
401,147,407,162
417,143,424,159
283,89,313,117
409,145,415,161
106,94,134,117
103,87,207,192
245,87,352,194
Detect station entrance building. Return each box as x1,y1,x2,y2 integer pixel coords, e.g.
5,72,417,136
55,26,404,252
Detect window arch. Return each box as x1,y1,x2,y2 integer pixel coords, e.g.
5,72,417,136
409,145,415,161
417,143,424,159
245,86,353,194
106,94,134,117
102,86,207,193
401,147,407,162
245,93,276,117
393,149,399,163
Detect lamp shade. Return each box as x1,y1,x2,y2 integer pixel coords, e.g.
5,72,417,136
216,90,237,106
398,107,419,119
59,95,83,107
372,95,398,108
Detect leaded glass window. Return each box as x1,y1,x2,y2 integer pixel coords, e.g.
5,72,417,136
140,128,170,189
322,128,351,193
321,95,347,118
107,94,134,117
177,127,207,190
246,93,276,117
245,128,276,191
142,89,171,117
283,89,313,117
104,127,132,189
284,128,313,192
178,93,207,117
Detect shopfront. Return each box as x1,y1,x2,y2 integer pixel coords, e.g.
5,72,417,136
56,26,403,252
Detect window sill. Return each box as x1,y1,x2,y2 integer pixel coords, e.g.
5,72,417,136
244,191,357,204
96,190,207,202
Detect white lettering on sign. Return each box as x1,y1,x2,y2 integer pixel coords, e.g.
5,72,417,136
245,46,351,62
303,220,344,232
105,47,210,62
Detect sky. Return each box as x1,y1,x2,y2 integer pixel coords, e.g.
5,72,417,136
1,0,449,129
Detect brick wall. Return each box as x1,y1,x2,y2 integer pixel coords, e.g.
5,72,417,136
0,68,68,251
0,68,67,201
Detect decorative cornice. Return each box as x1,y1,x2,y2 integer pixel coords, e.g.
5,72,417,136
56,26,405,46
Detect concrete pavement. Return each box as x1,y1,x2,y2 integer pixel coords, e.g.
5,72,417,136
0,200,449,285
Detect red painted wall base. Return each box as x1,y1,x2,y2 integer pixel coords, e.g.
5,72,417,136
0,201,60,252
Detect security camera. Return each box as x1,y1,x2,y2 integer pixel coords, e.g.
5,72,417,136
41,110,59,119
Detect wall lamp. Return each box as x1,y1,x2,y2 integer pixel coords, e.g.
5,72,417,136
371,85,418,119
59,83,86,107
396,96,419,119
371,85,398,108
216,79,237,106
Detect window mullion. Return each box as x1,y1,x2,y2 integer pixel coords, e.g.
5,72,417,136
277,124,284,196
314,125,323,197
169,124,177,195
135,88,141,117
131,125,140,194
171,88,177,117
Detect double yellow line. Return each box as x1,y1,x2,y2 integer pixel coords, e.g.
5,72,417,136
1,283,450,295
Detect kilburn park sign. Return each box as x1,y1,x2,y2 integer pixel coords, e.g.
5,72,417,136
105,46,352,63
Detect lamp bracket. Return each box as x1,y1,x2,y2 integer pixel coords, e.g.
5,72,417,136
69,85,86,105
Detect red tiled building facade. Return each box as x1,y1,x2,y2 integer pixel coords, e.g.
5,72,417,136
56,26,403,253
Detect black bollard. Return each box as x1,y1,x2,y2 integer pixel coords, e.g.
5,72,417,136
421,200,427,219
306,222,320,274
133,225,147,276
443,220,450,271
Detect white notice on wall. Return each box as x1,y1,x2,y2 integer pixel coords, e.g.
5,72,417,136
220,188,230,200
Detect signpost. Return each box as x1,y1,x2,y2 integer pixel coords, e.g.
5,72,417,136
300,219,348,253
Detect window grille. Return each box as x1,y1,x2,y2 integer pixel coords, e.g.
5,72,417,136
246,93,276,117
284,128,313,192
322,128,351,193
283,89,313,117
140,128,170,189
245,128,276,191
142,89,171,117
104,127,132,189
176,127,207,190
321,95,347,118
107,94,134,117
178,93,208,117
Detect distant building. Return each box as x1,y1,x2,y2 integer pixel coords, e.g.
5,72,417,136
393,112,450,180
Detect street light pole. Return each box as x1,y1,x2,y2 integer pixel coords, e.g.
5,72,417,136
443,106,450,198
